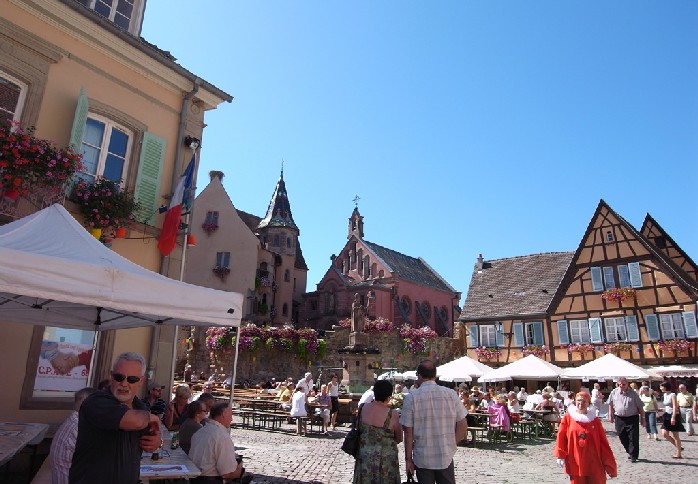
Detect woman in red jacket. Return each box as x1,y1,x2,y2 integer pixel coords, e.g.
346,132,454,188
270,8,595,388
553,391,617,483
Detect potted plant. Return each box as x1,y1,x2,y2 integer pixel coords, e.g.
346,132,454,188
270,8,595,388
565,343,596,358
399,325,437,355
474,346,502,360
72,177,141,239
0,121,82,199
657,338,691,355
603,341,633,354
201,222,218,234
521,344,549,358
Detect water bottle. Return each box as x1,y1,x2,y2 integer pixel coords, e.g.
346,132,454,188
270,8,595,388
170,431,179,449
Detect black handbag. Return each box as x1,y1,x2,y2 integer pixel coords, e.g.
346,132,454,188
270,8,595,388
341,403,364,457
402,472,417,483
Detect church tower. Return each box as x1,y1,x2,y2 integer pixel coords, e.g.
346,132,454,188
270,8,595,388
256,169,302,323
348,206,364,239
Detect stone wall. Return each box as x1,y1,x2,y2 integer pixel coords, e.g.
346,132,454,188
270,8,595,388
178,324,465,384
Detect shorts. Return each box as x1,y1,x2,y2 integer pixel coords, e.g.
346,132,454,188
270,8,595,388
331,396,339,413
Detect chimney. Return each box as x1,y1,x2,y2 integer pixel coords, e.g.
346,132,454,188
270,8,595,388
476,253,484,272
209,170,225,181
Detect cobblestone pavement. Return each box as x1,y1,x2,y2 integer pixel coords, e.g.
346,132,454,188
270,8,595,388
232,420,697,484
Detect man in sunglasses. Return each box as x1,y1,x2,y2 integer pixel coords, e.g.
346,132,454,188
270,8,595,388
69,352,162,484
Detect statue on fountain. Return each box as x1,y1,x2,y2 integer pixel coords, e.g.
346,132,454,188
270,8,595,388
351,293,365,333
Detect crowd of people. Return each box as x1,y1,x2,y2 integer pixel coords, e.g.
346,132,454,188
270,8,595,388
38,352,698,484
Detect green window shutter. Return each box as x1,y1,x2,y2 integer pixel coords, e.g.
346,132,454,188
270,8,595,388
683,311,698,339
628,262,642,288
513,322,524,346
645,314,660,341
134,132,166,225
69,88,89,152
557,320,569,345
469,325,479,348
532,321,544,345
588,317,603,343
591,267,604,291
625,315,640,342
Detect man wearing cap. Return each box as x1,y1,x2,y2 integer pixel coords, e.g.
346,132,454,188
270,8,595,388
297,372,314,394
142,382,167,420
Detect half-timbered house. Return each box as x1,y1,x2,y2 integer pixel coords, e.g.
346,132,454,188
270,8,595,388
459,200,698,388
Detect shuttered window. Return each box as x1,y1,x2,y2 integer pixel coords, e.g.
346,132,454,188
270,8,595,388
591,263,643,291
659,313,685,339
216,252,231,269
604,317,627,342
480,325,497,347
570,320,592,343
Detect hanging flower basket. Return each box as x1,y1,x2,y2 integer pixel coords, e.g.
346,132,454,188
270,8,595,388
602,287,636,303
72,177,140,230
475,346,501,360
0,121,82,196
399,325,437,355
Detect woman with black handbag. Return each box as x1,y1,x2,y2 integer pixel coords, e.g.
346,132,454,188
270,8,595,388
352,380,403,484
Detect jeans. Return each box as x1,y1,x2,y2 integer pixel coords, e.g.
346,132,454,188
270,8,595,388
644,411,657,435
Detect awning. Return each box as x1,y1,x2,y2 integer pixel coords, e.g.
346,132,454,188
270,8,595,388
643,364,698,378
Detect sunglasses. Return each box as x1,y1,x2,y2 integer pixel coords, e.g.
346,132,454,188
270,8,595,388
112,373,142,384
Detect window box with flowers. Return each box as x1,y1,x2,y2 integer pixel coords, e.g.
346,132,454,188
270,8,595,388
603,341,633,354
72,177,140,241
255,276,272,290
475,346,502,360
212,266,230,279
202,222,218,235
565,343,596,358
521,344,549,358
602,287,636,303
0,121,82,200
657,338,691,355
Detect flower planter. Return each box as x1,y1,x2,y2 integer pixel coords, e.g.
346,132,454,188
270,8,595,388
114,227,127,238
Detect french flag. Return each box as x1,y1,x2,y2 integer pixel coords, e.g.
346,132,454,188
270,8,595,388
157,155,195,256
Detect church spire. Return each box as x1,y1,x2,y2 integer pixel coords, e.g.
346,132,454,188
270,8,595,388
348,197,364,239
257,169,298,231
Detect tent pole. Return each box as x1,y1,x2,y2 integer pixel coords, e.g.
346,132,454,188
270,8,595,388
229,325,241,406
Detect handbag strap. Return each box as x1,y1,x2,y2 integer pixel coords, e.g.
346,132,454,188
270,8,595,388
353,403,365,430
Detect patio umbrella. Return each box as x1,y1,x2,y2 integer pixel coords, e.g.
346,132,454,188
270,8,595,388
479,355,565,382
437,355,491,382
562,353,653,380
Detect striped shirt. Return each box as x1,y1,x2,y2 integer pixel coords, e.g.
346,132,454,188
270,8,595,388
400,381,467,470
49,410,79,484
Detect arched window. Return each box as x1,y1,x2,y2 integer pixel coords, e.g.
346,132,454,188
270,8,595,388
284,269,290,282
286,237,292,248
273,234,280,246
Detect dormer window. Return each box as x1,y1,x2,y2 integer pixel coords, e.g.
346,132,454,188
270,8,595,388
77,0,145,35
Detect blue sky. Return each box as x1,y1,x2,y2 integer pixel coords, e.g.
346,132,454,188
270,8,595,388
142,1,698,304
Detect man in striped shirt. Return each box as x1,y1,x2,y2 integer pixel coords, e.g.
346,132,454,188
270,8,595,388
49,387,97,484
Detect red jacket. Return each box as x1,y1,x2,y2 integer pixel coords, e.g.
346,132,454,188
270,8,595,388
553,408,617,479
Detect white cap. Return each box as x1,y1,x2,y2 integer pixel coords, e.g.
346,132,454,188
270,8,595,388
305,372,312,378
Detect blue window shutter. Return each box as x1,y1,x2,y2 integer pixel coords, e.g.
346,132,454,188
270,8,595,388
618,265,631,288
625,315,640,342
513,323,524,346
69,87,89,152
589,318,603,343
683,311,698,339
134,132,166,225
591,267,604,291
469,325,479,348
496,323,505,347
603,267,616,289
628,262,642,288
557,320,570,345
645,314,660,341
532,322,544,345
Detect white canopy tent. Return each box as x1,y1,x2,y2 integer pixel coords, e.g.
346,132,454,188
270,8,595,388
437,355,493,382
0,204,242,330
563,353,653,381
479,354,565,382
643,364,698,379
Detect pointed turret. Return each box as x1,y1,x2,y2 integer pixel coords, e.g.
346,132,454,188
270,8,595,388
257,169,298,232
